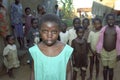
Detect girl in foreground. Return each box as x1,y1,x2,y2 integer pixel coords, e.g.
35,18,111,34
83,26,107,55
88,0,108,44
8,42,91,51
29,14,73,80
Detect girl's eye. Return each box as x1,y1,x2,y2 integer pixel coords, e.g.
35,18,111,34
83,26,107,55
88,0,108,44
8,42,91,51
51,30,57,34
42,30,48,33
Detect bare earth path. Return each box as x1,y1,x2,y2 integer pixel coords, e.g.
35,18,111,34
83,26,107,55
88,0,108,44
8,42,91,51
0,51,120,80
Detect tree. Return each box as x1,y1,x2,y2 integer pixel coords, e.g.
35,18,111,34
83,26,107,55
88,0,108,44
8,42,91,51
60,0,75,19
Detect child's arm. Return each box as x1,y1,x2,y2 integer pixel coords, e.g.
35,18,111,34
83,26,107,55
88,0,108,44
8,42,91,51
30,60,34,80
4,55,8,60
71,40,75,66
66,59,72,80
117,55,120,62
88,43,95,55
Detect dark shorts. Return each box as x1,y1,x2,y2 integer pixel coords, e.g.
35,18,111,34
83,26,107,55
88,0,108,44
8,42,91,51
14,23,24,38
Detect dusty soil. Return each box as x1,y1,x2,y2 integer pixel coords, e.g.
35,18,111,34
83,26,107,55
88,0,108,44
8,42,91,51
0,50,120,80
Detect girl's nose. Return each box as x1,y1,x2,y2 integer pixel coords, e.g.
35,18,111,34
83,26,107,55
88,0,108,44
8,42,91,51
48,31,52,38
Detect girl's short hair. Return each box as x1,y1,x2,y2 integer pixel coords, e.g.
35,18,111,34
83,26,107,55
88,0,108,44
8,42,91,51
82,18,90,24
106,13,115,20
39,14,61,29
5,35,14,42
76,26,84,32
73,18,81,24
25,7,31,12
31,18,38,24
93,18,102,24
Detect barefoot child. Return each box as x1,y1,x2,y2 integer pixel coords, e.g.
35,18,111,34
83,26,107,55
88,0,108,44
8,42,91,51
29,14,73,80
3,35,20,78
59,22,69,44
96,13,120,80
72,27,88,80
27,18,40,66
24,7,33,47
87,18,102,80
82,18,90,41
68,18,81,45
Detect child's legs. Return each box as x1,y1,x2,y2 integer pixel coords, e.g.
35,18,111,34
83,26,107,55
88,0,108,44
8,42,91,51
8,68,14,78
95,55,99,78
73,67,79,80
101,49,117,80
80,67,87,80
89,56,94,78
14,23,24,48
109,68,114,80
103,66,109,80
107,50,117,80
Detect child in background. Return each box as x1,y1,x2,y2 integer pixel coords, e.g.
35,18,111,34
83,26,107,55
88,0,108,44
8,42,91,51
29,14,73,80
96,13,120,80
82,18,90,40
72,27,88,80
27,18,40,65
24,7,33,47
10,0,24,49
3,35,20,78
27,18,40,47
37,4,46,24
59,22,69,44
87,18,102,80
68,18,81,45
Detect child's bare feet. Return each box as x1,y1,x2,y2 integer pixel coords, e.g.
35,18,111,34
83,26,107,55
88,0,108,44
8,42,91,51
8,72,15,78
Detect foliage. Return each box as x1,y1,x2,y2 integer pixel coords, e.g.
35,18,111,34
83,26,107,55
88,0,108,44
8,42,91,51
60,0,75,19
62,19,73,27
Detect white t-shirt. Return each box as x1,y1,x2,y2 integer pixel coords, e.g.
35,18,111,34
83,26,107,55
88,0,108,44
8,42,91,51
68,28,77,46
59,31,69,44
87,31,100,51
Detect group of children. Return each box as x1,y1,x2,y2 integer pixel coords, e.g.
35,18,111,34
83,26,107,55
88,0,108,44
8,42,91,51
28,13,120,80
2,3,43,78
2,3,120,79
71,13,120,80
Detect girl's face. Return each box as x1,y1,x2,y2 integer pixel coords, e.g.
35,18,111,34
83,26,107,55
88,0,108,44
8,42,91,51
82,20,89,29
40,22,60,46
32,19,38,28
38,7,44,14
76,29,84,38
61,24,67,33
73,19,81,29
25,9,31,15
107,15,115,27
93,20,102,30
8,36,15,45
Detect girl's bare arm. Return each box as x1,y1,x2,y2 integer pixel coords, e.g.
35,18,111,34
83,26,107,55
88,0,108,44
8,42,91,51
66,59,72,80
30,60,34,80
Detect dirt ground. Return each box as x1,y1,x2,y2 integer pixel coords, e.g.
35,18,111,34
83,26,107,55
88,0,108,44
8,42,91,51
0,50,120,80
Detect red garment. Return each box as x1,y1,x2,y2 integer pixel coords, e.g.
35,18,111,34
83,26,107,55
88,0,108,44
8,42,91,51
0,7,8,37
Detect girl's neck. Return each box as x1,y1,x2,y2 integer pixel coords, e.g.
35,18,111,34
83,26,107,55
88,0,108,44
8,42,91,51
8,43,14,46
41,41,58,48
77,36,83,40
94,29,100,32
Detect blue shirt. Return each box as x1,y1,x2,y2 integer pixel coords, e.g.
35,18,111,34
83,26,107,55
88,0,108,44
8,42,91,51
11,3,23,25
